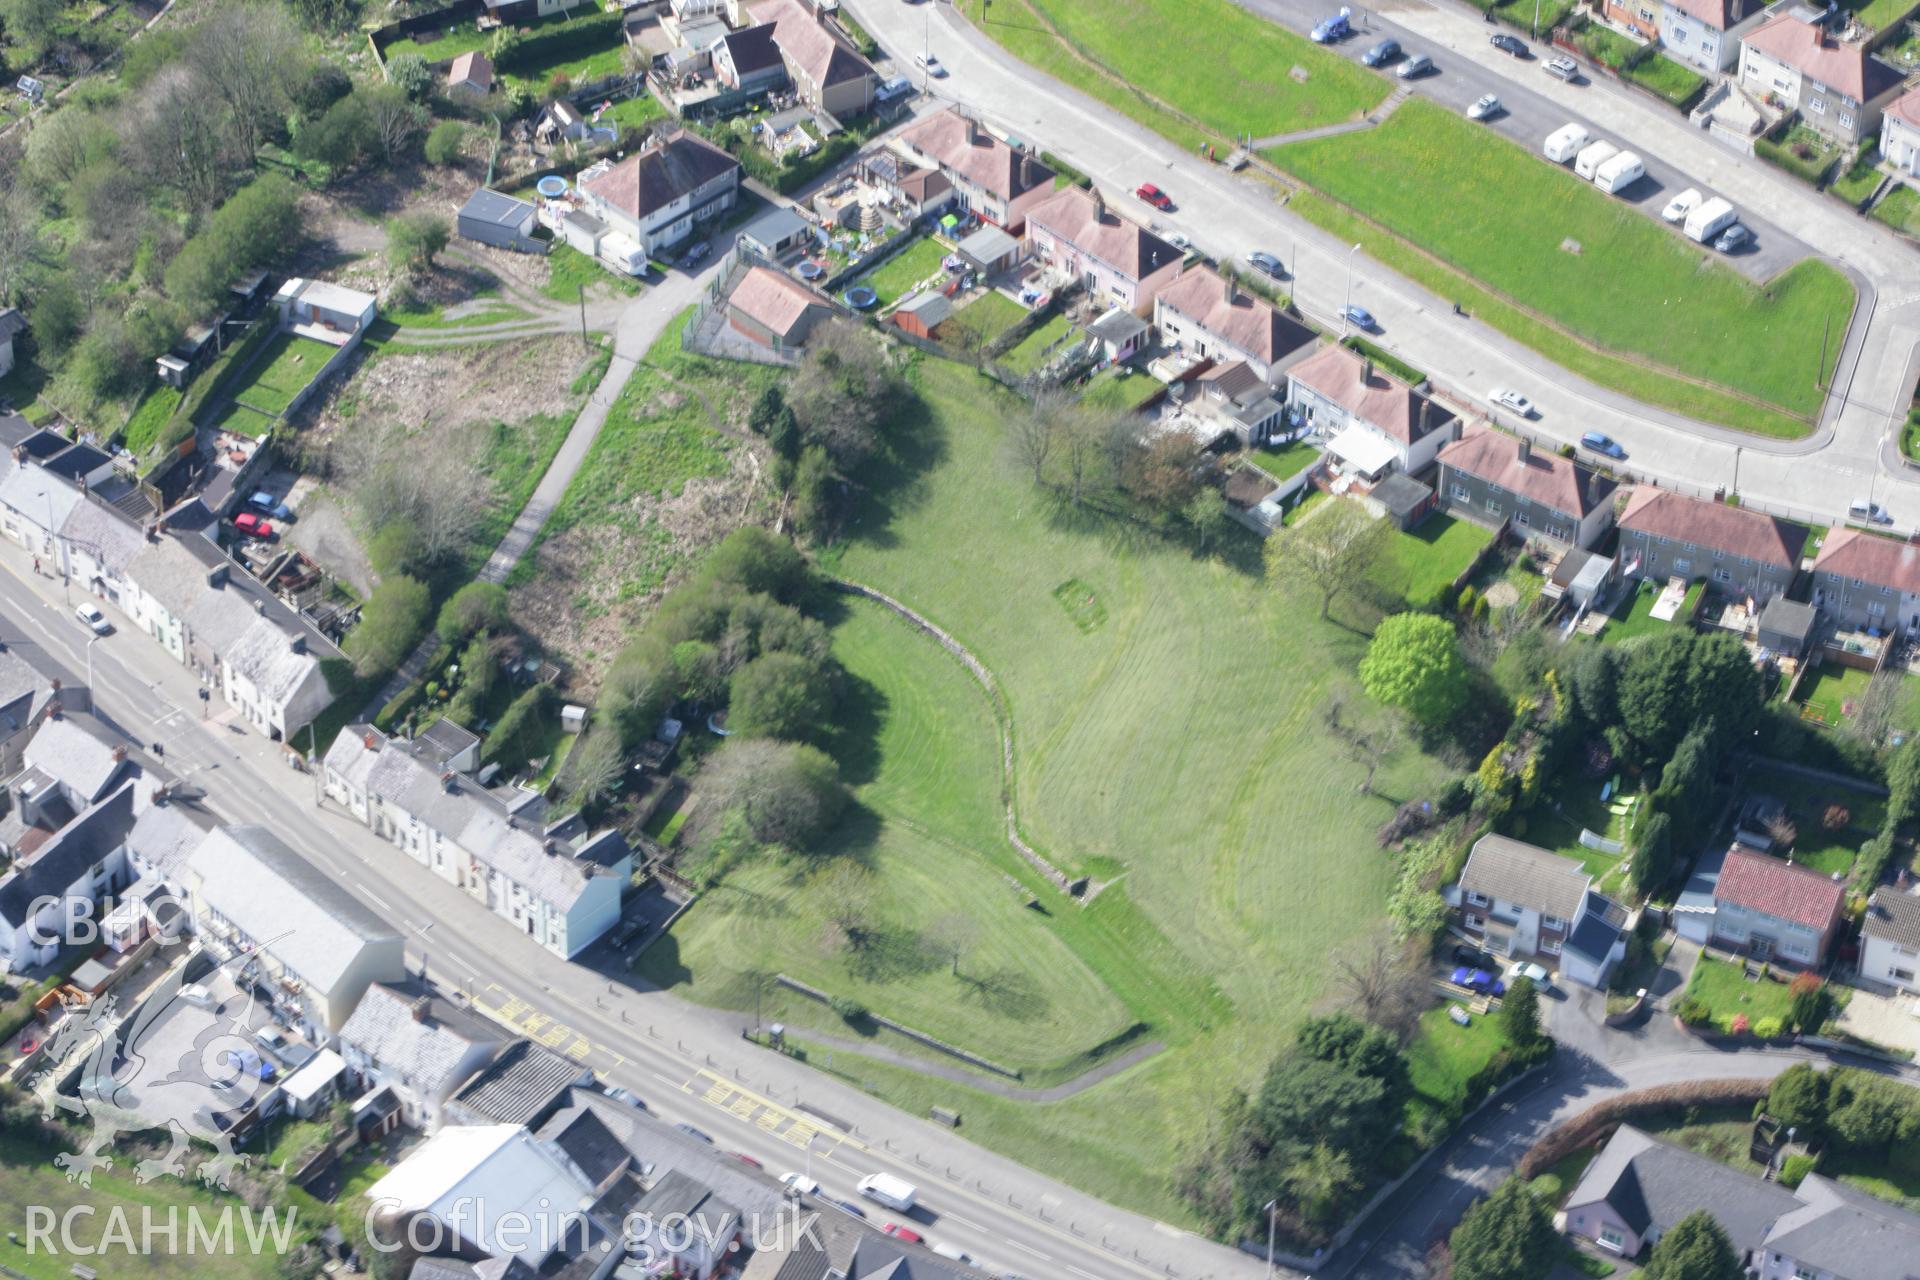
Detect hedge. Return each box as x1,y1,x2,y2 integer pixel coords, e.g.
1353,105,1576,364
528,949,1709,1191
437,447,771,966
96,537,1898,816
493,10,623,74
1342,334,1424,387
1516,1078,1772,1179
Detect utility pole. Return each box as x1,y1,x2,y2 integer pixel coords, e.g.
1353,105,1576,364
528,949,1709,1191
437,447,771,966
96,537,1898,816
1818,309,1831,391
578,283,588,345
1264,1199,1278,1280
1343,242,1361,335
308,721,322,807
1732,444,1741,497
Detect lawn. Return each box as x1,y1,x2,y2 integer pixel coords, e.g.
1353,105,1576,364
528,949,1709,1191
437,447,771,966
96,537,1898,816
1741,760,1882,876
601,92,667,134
544,244,644,303
1078,367,1157,413
208,403,279,440
1572,23,1705,108
1829,151,1884,208
225,333,338,417
861,237,951,307
1797,662,1874,729
945,290,1028,350
1250,440,1322,485
1837,0,1920,31
1270,101,1855,437
663,356,1450,1225
1372,513,1494,610
122,383,183,456
1509,777,1640,887
1404,1005,1512,1133
1685,954,1798,1034
1641,1095,1920,1212
998,312,1075,375
1602,576,1703,643
957,0,1386,153
1875,184,1920,239
1757,120,1844,186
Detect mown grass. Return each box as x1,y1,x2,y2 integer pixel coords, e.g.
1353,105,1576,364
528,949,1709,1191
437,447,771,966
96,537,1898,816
998,312,1075,374
122,383,184,456
1372,514,1493,610
946,290,1028,349
1685,955,1796,1033
1404,1005,1511,1131
1874,184,1920,238
862,237,951,307
1797,662,1874,729
1270,101,1852,436
1250,440,1322,485
544,244,644,303
227,333,338,416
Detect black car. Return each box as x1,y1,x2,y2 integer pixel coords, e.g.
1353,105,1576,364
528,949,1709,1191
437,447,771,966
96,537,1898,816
1361,37,1400,66
832,1200,868,1219
606,917,645,950
682,241,713,266
1451,943,1496,969
674,1123,714,1143
1489,32,1529,56
1246,250,1285,279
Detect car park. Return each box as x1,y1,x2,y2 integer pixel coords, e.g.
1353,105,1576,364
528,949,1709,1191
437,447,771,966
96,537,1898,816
882,1224,924,1244
1344,304,1377,331
1247,250,1285,279
1311,8,1352,42
1488,387,1537,418
1467,93,1502,121
1490,32,1528,56
1135,182,1173,211
1661,187,1702,223
780,1173,820,1196
1713,223,1752,253
1580,431,1626,460
1397,52,1433,78
1362,37,1399,65
74,603,111,635
1544,54,1580,81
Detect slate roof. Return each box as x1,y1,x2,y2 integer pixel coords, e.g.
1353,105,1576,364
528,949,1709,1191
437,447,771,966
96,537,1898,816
755,0,876,89
451,1040,586,1126
0,308,24,342
1567,1124,1800,1251
0,783,136,927
1618,487,1806,570
1025,186,1182,280
1767,1173,1920,1280
1288,343,1454,445
1863,885,1920,950
61,495,148,578
1758,596,1817,645
538,1101,633,1188
0,465,81,532
719,21,784,76
1372,471,1432,521
1156,266,1317,369
339,981,503,1099
1743,11,1901,102
579,130,740,221
1440,428,1615,519
224,617,321,707
895,108,1054,204
24,716,129,803
1458,834,1591,921
125,799,213,885
460,188,536,230
1813,527,1920,596
1563,894,1624,964
1714,846,1844,931
738,203,811,249
188,825,401,994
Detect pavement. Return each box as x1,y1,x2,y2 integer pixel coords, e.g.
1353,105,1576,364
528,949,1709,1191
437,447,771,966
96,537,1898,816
0,543,1268,1280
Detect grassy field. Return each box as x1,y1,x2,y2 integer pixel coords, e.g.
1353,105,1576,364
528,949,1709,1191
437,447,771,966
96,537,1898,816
959,0,1385,153
122,384,184,455
1271,101,1854,436
1078,367,1157,412
1404,1005,1511,1133
863,237,951,307
1686,955,1797,1033
1372,514,1493,610
999,312,1076,374
685,356,1447,1223
545,244,644,302
227,333,338,416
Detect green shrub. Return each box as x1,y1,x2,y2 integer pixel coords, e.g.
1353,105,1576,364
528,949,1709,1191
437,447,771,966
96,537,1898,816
483,683,557,773
491,11,623,73
1675,996,1711,1026
1754,1016,1784,1039
828,995,868,1023
1779,1153,1816,1189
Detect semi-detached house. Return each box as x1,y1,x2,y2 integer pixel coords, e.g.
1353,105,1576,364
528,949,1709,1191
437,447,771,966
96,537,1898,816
1437,429,1617,549
1615,488,1806,601
889,108,1056,232
1152,265,1316,385
1447,835,1627,988
1661,0,1755,71
1739,5,1903,145
744,0,877,118
1286,343,1458,479
323,724,634,959
1709,845,1844,966
1811,527,1920,632
573,130,741,264
1024,186,1184,316
1884,86,1920,174
1861,883,1920,991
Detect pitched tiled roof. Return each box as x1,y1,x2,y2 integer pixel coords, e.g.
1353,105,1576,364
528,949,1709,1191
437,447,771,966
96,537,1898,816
728,266,826,339
1567,1125,1800,1251
1714,846,1844,931
1889,86,1920,130
1813,527,1920,595
1863,885,1920,949
1024,187,1182,280
1155,266,1316,368
1439,428,1615,518
1458,835,1591,921
1764,1173,1920,1280
1287,343,1454,445
1743,12,1901,101
448,51,493,90
895,108,1054,204
579,130,740,221
1667,0,1739,30
1618,488,1806,569
754,0,875,88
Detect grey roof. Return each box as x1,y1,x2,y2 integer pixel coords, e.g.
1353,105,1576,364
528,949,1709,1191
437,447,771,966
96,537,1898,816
0,650,50,738
23,716,129,803
539,1101,633,1188
1371,471,1431,519
187,825,401,995
127,536,216,620
720,21,783,75
417,717,481,768
1758,596,1818,644
223,616,322,707
61,495,147,578
739,204,811,248
955,223,1019,265
0,308,25,342
460,188,536,230
338,981,504,1098
632,1168,741,1244
1458,835,1591,922
0,782,136,926
896,291,952,323
1087,308,1149,343
0,413,35,448
1563,894,1624,964
1567,1125,1799,1252
126,799,214,884
0,464,81,531
451,1040,586,1126
1766,1173,1920,1280
1864,885,1920,950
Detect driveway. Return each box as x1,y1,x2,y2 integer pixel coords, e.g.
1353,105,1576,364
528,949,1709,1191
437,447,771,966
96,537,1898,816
1835,979,1920,1057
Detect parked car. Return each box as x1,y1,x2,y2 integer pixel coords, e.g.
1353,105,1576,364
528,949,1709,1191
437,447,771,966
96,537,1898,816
1713,223,1752,254
1487,387,1537,418
1247,250,1285,279
1452,943,1496,968
1851,498,1894,525
248,490,293,521
232,511,274,539
832,1200,868,1219
1166,231,1192,251
1511,961,1553,989
682,240,712,266
931,1244,973,1266
1544,54,1580,81
780,1173,820,1196
1451,966,1508,996
1580,430,1627,460
1661,187,1703,223
1467,93,1503,120
74,603,111,636
1490,32,1529,56
606,917,645,950
1397,52,1433,78
883,1224,925,1244
605,1086,646,1110
732,1152,764,1169
177,982,216,1009
913,52,946,77
674,1123,714,1144
1311,8,1352,42
1344,304,1377,331
1362,37,1400,65
1134,182,1173,211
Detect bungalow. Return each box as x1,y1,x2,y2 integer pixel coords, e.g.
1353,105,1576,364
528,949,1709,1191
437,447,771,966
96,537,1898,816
1709,845,1844,966
1810,527,1920,633
890,108,1056,232
750,0,876,117
1615,488,1806,602
447,51,493,98
1661,0,1755,71
1739,5,1903,145
0,308,22,378
1286,344,1459,477
1447,835,1627,986
1153,265,1315,385
1884,86,1920,174
1861,883,1920,990
1024,186,1184,316
574,129,741,261
1437,429,1618,549
338,981,507,1131
725,266,832,350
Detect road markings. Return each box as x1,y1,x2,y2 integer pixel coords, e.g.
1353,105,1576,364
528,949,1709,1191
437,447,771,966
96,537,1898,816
353,881,394,912
1010,1241,1053,1260
685,1069,853,1153
942,1213,984,1231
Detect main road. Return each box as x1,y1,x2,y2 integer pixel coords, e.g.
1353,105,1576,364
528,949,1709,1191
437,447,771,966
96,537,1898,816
853,0,1920,530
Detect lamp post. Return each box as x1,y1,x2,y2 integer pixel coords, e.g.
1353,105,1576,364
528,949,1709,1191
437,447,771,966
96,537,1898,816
1263,1199,1279,1279
85,634,98,696
1342,242,1361,335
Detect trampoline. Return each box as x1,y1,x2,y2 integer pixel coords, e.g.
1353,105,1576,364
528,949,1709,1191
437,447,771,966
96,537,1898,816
797,260,826,281
536,176,569,198
844,286,878,309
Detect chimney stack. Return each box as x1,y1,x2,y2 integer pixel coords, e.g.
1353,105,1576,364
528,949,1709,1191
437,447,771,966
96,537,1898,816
410,995,431,1023
1518,437,1533,463
290,634,305,655
1223,271,1235,305
1090,187,1106,221
965,114,980,146
1361,357,1374,384
111,745,127,763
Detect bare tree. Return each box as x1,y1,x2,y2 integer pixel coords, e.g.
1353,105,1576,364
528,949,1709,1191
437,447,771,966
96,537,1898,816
1009,386,1070,485
1765,812,1798,852
368,87,429,164
1851,665,1902,745
0,187,43,306
1264,499,1391,621
336,420,489,570
818,860,879,954
188,3,303,160
926,912,978,976
1330,938,1427,1043
562,726,627,811
130,64,231,212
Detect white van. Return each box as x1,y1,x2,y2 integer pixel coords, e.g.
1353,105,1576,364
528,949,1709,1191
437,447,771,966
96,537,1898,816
857,1172,919,1211
1573,140,1619,181
1682,196,1737,244
1542,123,1589,164
1593,151,1644,195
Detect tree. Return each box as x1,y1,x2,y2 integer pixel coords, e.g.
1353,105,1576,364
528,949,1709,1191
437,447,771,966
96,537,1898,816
389,212,449,279
1498,977,1542,1050
366,84,429,163
131,63,231,212
729,651,835,742
696,739,847,848
1009,387,1067,485
1360,613,1468,725
1331,940,1426,1043
562,726,628,811
436,581,511,644
748,384,787,437
787,320,899,468
386,53,433,100
1767,1062,1827,1133
790,445,833,536
0,187,43,307
482,683,556,773
1788,971,1826,1033
817,859,878,951
298,88,375,170
1641,1211,1739,1280
1615,631,1695,762
345,575,431,677
926,913,978,976
1448,1178,1558,1280
0,0,63,63
188,2,303,160
1126,431,1206,517
424,121,468,166
1265,500,1390,621
1185,488,1230,554
1628,810,1672,899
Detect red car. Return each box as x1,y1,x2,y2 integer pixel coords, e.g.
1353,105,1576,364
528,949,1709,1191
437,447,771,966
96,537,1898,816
1134,182,1173,211
232,512,275,539
731,1152,763,1169
882,1224,923,1244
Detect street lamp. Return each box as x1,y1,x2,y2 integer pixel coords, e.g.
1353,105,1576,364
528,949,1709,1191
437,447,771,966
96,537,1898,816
85,634,99,695
1342,242,1361,335
1263,1198,1279,1279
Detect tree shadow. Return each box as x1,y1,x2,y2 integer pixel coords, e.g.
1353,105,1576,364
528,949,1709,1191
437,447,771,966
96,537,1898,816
842,387,947,552
803,804,886,870
821,666,888,788
956,966,1049,1022
843,924,944,983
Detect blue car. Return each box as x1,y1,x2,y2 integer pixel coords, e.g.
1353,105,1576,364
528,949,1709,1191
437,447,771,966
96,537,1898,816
1580,431,1627,460
1451,966,1508,997
1345,304,1377,331
1312,8,1352,42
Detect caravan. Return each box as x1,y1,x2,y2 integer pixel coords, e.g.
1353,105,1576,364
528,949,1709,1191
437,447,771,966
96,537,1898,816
1542,123,1589,163
1573,140,1620,181
1592,151,1644,195
1682,196,1738,244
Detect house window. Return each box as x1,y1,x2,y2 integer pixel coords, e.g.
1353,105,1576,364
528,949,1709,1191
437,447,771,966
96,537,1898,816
1675,558,1691,575
1547,524,1569,541
1870,600,1887,617
1515,512,1531,527
1451,483,1471,501
1638,5,1654,18
1714,568,1732,583
1599,1227,1625,1250
1713,548,1725,560
1467,890,1490,907
1466,913,1484,928
1841,112,1855,129
1810,96,1827,114
1894,967,1916,982
1542,937,1563,955
1796,1268,1818,1280
1542,914,1565,931
1486,500,1503,515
